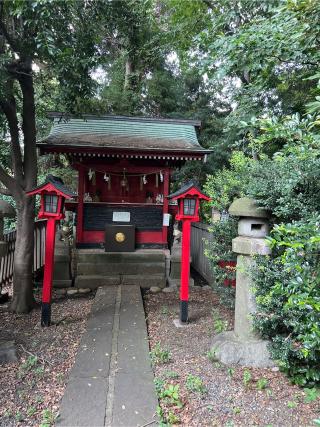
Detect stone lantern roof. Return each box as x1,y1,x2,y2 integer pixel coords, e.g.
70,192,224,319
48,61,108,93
229,197,269,218
0,200,15,218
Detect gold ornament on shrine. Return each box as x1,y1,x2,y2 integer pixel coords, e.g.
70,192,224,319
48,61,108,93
115,232,126,243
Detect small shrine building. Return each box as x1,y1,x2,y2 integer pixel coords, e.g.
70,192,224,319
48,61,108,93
37,113,211,249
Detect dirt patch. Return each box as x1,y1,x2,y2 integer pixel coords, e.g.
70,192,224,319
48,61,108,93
0,287,94,426
144,284,320,426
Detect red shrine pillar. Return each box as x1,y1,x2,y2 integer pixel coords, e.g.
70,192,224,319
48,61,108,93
162,169,170,246
180,218,192,321
76,165,85,244
42,218,57,325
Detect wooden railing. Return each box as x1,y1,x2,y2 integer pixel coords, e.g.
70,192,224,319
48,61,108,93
0,220,47,287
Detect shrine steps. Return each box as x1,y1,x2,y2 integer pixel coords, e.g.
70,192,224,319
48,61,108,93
74,249,167,289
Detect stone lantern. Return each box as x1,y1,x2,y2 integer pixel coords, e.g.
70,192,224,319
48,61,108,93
211,197,274,367
0,200,15,257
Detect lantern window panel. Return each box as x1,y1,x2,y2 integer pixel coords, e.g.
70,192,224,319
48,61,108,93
183,198,196,216
44,194,59,213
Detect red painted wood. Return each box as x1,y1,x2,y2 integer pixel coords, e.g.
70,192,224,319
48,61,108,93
218,260,237,287
42,218,57,303
85,168,165,204
180,219,191,302
74,160,167,173
82,230,164,244
162,169,170,244
77,166,85,243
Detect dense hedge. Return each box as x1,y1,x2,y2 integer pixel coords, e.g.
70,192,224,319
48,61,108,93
204,114,320,385
252,218,320,386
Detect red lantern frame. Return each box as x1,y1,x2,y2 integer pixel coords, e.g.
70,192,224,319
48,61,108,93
27,176,75,326
168,182,210,322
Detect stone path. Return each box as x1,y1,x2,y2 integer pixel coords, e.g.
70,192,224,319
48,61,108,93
57,285,158,427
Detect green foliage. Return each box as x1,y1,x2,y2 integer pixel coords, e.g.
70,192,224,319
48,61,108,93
287,400,298,409
185,374,206,394
207,348,218,363
227,368,235,378
256,378,268,391
154,377,165,395
27,406,37,417
150,342,171,365
243,369,252,388
303,387,320,403
204,151,252,212
159,384,183,408
213,318,229,334
15,411,23,422
40,409,56,427
252,217,320,386
19,355,38,378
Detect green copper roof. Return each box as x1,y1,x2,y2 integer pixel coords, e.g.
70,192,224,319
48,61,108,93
38,114,210,154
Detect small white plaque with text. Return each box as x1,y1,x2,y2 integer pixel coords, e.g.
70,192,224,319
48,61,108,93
113,211,130,222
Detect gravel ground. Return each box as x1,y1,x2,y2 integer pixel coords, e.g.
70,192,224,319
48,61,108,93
144,283,320,426
0,286,94,427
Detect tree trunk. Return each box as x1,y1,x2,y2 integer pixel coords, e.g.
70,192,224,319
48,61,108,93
10,194,37,313
124,59,134,90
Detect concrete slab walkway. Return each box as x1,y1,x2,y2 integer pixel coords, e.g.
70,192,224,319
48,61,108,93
57,285,158,427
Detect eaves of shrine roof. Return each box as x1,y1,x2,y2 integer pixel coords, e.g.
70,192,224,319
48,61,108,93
37,113,212,155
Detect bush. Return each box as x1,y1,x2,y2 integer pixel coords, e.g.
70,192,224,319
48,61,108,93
252,217,320,386
247,155,320,223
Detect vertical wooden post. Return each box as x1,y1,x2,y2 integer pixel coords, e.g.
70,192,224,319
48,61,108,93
76,165,85,244
41,218,57,326
162,169,170,246
180,219,191,322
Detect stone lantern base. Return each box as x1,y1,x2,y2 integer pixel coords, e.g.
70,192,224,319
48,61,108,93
211,331,274,367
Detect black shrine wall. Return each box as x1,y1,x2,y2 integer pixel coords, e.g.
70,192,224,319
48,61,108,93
80,204,163,231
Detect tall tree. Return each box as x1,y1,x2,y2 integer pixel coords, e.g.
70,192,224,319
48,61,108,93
0,0,103,313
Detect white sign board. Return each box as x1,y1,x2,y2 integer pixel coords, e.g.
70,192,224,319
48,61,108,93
163,213,171,226
113,211,131,222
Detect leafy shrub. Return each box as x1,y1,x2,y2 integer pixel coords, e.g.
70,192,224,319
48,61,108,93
247,155,320,222
150,342,171,365
252,217,320,386
256,378,268,390
159,384,183,408
185,374,206,394
204,151,252,212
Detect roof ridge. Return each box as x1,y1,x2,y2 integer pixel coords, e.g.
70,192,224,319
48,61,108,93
47,112,202,127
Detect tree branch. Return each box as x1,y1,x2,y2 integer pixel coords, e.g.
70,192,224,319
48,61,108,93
270,55,319,67
0,162,16,193
0,186,12,196
0,81,24,185
17,60,37,191
0,2,19,53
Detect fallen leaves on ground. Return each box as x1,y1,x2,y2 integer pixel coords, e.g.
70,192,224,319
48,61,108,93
144,280,320,427
0,287,93,426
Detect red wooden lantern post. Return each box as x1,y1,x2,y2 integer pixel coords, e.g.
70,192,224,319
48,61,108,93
168,182,210,323
27,175,75,326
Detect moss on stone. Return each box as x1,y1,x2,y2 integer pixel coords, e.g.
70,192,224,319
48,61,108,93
229,197,269,218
